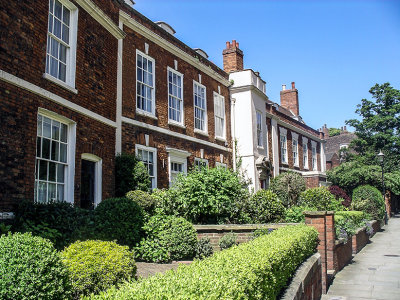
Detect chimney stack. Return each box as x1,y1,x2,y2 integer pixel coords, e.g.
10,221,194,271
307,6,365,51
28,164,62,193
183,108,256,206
222,40,244,73
322,124,329,138
280,81,299,116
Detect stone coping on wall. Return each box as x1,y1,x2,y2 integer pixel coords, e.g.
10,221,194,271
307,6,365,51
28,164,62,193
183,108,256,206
281,253,322,300
194,223,297,232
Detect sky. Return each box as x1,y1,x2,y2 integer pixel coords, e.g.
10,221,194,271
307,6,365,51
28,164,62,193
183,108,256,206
133,0,400,131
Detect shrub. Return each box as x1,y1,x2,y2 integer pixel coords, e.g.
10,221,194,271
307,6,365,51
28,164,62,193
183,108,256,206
329,185,352,207
61,240,136,297
270,172,306,207
89,225,318,300
0,232,71,300
115,153,150,196
246,190,285,223
250,228,274,240
94,198,144,248
13,200,95,249
195,237,214,259
284,205,316,223
156,167,250,224
136,215,197,263
126,190,156,221
219,232,238,250
299,187,343,211
334,211,371,238
351,185,385,221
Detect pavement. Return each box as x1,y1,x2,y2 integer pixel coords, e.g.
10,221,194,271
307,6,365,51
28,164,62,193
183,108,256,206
322,214,400,300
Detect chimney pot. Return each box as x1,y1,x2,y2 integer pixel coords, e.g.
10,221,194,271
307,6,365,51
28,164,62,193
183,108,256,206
344,126,347,131
282,84,286,91
232,40,236,47
291,82,295,89
222,40,244,73
226,41,230,49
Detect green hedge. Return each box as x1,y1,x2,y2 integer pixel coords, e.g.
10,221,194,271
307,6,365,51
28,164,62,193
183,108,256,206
88,225,318,300
61,240,136,298
351,185,385,221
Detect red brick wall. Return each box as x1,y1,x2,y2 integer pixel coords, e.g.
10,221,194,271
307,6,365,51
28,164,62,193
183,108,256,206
0,82,115,211
333,239,353,273
352,227,369,254
0,0,119,121
122,123,231,189
121,25,231,149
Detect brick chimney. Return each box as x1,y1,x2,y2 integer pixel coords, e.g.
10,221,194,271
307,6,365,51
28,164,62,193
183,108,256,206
322,124,329,138
280,81,299,116
222,40,244,73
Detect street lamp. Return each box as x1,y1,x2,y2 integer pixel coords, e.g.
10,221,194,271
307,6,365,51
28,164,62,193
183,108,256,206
377,150,387,224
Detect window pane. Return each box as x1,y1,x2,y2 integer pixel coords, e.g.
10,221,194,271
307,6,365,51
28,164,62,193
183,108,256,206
52,121,60,140
57,184,64,201
60,124,67,142
62,24,69,43
50,56,58,77
60,143,67,163
43,117,51,138
54,19,61,39
59,44,66,63
55,0,62,19
36,137,42,158
57,164,65,182
38,182,47,203
148,60,152,73
50,0,54,13
42,138,51,159
137,54,142,69
49,162,56,182
137,68,142,82
48,14,53,33
59,62,66,81
39,160,48,180
51,141,59,161
63,7,70,26
48,183,56,201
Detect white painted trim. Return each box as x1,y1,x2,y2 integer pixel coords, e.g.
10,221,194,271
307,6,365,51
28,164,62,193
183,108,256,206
135,144,157,189
292,132,299,140
279,167,326,178
166,147,190,185
119,10,229,87
116,20,124,154
43,73,78,94
167,66,184,126
271,118,279,176
75,0,125,39
81,153,102,207
279,127,287,135
136,49,156,116
122,116,231,152
165,147,191,158
193,80,208,134
38,108,76,204
292,138,299,167
1,70,117,128
320,141,326,173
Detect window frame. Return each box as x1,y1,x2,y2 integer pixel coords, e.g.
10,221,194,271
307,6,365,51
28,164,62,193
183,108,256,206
215,162,227,169
292,132,299,167
256,110,263,148
311,141,317,171
35,108,76,204
194,157,209,171
135,144,157,190
167,67,184,126
302,137,309,170
166,148,190,186
193,80,207,134
279,127,288,164
136,49,156,116
213,92,226,140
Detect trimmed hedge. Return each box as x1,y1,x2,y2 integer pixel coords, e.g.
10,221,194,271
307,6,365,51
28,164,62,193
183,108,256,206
0,232,71,300
88,225,318,300
61,240,136,298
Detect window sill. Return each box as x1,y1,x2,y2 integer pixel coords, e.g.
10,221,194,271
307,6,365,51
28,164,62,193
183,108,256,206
43,73,78,94
215,136,227,142
257,146,264,150
194,128,209,137
136,109,158,120
168,121,186,129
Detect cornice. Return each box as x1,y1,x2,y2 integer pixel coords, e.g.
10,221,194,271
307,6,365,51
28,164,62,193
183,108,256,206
75,0,126,39
119,10,229,87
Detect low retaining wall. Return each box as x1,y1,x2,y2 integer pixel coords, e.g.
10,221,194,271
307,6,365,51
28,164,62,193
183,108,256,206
352,227,369,254
194,223,295,251
333,238,352,273
281,253,322,300
370,220,381,236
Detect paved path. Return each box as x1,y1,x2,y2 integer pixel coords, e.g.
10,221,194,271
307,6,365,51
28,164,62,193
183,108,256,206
322,215,400,300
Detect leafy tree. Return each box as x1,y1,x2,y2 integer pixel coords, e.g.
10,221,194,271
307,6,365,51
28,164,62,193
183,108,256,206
346,83,400,171
269,172,306,207
328,127,341,137
115,153,150,196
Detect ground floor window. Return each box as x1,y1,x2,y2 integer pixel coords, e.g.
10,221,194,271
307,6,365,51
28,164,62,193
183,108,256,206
194,157,208,171
136,145,157,190
167,147,190,186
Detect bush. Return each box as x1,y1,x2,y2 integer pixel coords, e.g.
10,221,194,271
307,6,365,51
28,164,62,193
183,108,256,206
126,190,156,214
270,172,306,207
13,200,95,249
334,211,371,239
156,167,250,224
136,215,197,263
250,228,274,240
89,225,318,300
329,185,352,207
94,198,144,248
115,153,150,196
195,237,214,259
284,205,316,223
299,187,344,211
219,232,238,250
352,185,385,221
246,190,285,223
0,232,71,300
61,240,136,297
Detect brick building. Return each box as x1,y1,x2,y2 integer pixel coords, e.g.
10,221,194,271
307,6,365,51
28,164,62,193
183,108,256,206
0,0,232,216
225,41,327,190
118,4,232,189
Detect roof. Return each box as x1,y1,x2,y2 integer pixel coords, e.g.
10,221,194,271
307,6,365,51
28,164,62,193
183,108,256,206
325,132,357,154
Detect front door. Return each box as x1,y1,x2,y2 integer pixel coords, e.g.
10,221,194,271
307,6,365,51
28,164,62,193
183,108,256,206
81,159,95,209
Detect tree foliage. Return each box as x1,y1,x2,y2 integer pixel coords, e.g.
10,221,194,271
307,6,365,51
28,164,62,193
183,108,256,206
328,127,341,137
346,83,400,171
269,172,306,207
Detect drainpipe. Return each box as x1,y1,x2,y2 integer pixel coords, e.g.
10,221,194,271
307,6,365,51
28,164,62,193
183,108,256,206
231,97,237,171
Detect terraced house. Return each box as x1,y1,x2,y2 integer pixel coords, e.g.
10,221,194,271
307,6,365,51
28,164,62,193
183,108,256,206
0,0,232,216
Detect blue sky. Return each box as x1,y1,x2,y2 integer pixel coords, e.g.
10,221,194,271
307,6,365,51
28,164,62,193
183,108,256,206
133,0,400,130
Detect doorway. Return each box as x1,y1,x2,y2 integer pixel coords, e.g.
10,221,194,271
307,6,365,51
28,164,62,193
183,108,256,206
81,159,95,209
